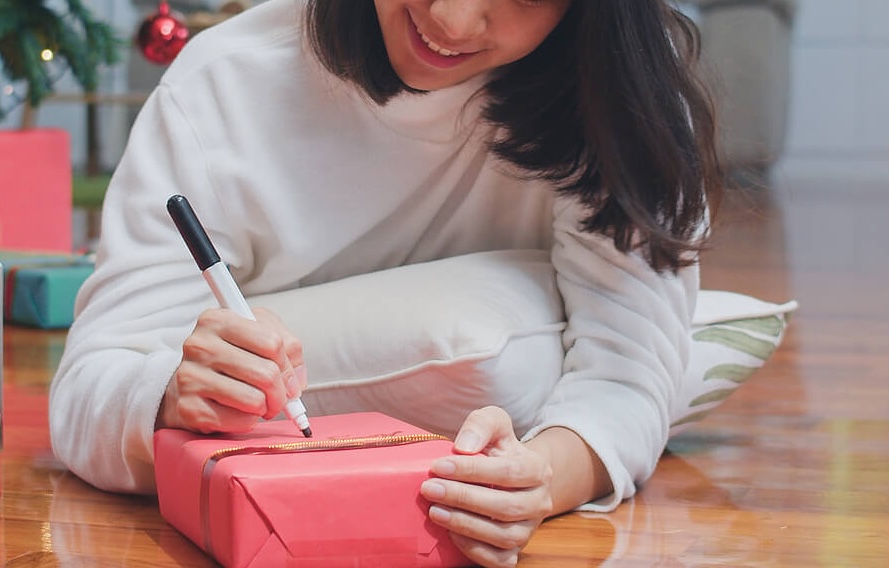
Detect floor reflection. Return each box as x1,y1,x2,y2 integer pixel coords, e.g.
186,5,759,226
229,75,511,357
568,453,786,567
45,472,213,567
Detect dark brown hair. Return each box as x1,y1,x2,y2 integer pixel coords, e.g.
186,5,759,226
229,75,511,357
306,1,722,272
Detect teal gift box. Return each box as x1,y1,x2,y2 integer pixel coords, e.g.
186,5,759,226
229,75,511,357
1,252,94,329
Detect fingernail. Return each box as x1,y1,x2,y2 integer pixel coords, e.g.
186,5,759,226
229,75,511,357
429,505,451,522
421,479,446,499
454,430,482,453
431,459,456,476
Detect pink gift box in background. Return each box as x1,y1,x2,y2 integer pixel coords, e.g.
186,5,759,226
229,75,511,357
154,412,471,568
0,129,72,253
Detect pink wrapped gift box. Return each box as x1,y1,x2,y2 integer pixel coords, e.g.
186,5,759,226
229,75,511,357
154,412,471,568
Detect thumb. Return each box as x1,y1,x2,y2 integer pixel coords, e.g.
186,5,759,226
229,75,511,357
453,406,515,455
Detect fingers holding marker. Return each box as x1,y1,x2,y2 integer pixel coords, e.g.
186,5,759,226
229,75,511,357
166,194,312,436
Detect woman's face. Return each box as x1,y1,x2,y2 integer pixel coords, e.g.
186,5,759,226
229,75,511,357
373,0,572,91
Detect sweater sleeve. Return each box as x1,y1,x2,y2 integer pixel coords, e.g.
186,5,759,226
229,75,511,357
522,196,698,512
48,85,246,494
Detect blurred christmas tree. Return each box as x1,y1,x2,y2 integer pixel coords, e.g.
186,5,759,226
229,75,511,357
0,0,123,126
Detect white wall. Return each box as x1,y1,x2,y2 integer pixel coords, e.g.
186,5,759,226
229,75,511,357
779,0,889,182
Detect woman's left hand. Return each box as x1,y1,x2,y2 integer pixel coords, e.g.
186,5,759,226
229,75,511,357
420,406,554,568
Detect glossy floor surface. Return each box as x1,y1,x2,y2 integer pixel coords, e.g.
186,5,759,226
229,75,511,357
2,177,887,566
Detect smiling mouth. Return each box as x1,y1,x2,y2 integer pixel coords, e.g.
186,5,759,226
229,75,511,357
408,11,471,58
405,9,477,70
418,30,462,57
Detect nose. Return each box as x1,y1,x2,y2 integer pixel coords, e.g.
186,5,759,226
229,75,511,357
428,0,488,42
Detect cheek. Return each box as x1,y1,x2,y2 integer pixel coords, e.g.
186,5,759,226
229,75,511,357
374,1,403,44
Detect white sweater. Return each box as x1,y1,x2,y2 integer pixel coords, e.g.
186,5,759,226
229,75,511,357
49,0,697,511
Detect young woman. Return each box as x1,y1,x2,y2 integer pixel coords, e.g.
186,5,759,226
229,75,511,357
50,1,721,566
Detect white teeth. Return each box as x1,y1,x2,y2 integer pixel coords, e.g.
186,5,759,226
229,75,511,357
419,31,461,56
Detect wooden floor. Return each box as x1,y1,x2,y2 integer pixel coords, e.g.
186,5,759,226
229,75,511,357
2,175,888,566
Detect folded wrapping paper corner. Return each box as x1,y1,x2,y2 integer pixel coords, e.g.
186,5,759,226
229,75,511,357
155,412,472,568
0,251,94,328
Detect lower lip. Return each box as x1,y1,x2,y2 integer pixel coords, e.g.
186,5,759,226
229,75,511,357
406,12,474,69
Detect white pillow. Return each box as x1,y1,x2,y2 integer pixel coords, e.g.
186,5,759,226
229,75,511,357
248,251,797,439
249,250,566,438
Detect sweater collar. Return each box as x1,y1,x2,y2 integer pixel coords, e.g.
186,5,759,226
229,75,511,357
367,74,490,144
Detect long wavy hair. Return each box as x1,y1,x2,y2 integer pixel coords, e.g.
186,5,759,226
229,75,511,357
305,0,722,272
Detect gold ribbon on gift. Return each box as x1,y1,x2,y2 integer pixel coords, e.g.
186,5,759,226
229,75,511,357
200,432,449,560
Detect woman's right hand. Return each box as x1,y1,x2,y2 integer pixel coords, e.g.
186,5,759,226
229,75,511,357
156,306,306,433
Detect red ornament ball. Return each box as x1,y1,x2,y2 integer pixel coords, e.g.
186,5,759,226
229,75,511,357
136,1,189,65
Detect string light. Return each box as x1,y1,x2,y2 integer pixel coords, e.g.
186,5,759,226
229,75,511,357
41,49,55,61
